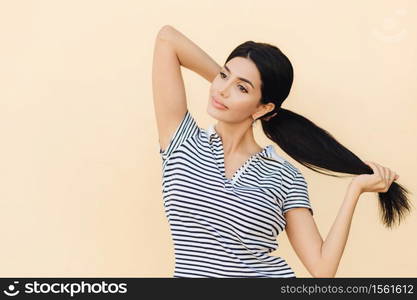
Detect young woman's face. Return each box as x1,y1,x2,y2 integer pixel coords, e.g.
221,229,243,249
208,56,270,123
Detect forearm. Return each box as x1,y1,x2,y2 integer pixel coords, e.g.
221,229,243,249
316,184,362,277
156,25,221,82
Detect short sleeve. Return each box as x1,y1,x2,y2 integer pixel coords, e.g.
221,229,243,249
283,169,313,216
159,110,200,161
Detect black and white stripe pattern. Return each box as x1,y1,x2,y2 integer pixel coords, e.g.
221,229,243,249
159,110,313,278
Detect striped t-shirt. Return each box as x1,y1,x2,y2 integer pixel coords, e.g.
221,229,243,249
159,110,313,278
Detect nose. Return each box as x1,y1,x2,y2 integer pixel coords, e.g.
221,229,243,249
219,82,231,97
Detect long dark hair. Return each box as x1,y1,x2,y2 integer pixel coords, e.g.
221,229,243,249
225,41,413,229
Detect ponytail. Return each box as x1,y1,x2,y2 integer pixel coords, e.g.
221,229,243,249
261,108,413,228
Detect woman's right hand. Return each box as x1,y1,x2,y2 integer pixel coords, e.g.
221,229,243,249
350,161,399,194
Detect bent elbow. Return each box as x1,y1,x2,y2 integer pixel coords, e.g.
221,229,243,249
157,25,176,41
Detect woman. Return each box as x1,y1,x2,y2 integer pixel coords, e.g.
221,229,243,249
152,25,411,278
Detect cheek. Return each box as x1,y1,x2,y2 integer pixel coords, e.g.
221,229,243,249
228,97,257,114
211,78,221,91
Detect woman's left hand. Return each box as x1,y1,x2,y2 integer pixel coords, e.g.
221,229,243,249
350,160,399,194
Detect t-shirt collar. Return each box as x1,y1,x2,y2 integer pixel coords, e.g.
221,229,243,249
207,124,217,144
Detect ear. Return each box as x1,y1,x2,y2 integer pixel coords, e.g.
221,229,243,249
252,102,275,119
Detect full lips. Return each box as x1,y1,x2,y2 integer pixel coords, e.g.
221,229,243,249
212,97,228,109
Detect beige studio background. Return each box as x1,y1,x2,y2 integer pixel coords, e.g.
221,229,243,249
1,0,416,277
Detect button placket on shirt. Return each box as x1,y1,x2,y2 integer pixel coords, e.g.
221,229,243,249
210,134,232,190
207,124,272,191
208,125,230,190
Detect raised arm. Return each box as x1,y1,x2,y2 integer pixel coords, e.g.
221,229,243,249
284,184,361,278
284,161,398,277
152,25,221,151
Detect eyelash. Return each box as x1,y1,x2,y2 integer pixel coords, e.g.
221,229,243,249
219,72,248,93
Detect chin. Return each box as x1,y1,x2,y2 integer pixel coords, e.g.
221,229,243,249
206,105,216,118
206,104,223,121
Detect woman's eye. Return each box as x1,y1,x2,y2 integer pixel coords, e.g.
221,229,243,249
219,72,226,78
238,85,248,93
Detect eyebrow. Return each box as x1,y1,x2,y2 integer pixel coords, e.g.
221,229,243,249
223,65,255,89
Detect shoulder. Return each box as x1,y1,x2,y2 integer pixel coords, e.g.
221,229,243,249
260,146,300,178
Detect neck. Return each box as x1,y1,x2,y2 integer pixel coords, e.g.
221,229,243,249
214,119,261,156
